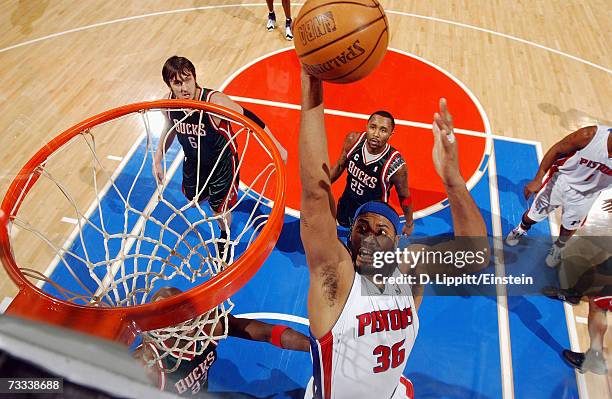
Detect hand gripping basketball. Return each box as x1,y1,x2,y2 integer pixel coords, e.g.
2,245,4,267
294,0,389,83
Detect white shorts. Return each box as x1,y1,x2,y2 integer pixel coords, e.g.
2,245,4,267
304,375,414,399
527,173,599,230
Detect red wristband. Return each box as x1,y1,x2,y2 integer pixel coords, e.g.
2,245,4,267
270,325,289,348
400,196,412,207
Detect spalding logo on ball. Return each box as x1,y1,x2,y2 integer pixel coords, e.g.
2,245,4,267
294,0,389,83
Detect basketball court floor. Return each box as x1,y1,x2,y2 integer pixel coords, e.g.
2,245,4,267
0,1,610,398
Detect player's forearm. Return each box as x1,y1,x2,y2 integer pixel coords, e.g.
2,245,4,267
534,144,563,180
392,168,413,224
155,132,174,162
266,128,283,151
280,328,311,352
299,72,330,200
153,147,165,166
443,183,490,273
230,318,309,352
329,163,344,183
401,204,413,224
263,126,287,158
445,182,486,237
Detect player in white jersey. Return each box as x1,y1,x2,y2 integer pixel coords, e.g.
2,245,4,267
298,68,489,398
506,125,612,267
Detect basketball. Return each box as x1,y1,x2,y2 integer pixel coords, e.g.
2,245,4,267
294,0,389,83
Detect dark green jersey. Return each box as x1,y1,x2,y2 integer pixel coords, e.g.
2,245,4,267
336,132,405,227
149,341,217,397
167,88,237,164
340,131,405,204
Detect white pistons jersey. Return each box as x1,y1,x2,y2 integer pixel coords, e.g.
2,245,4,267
306,270,419,399
556,125,611,193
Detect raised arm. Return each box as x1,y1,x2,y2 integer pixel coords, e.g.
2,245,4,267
211,91,288,163
299,69,354,337
389,164,414,236
401,99,489,280
524,126,596,199
330,132,360,183
432,99,487,239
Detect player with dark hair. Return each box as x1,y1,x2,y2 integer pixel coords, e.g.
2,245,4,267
154,56,287,260
330,110,414,236
299,69,488,398
134,287,309,397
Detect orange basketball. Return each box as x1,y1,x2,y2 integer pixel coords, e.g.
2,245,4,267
294,0,389,84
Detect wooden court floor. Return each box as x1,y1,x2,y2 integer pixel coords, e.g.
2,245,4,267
0,1,610,397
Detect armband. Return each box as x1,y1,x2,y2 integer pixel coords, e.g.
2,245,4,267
243,108,266,129
270,325,290,348
399,196,412,208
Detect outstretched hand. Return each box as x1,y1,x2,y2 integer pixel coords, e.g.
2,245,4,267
603,199,612,213
523,179,541,200
152,161,164,183
402,221,414,237
432,98,463,187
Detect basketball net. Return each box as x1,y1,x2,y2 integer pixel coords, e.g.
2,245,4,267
3,102,282,373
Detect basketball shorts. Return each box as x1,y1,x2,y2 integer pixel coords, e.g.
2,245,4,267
527,173,599,230
393,376,414,399
182,154,239,213
336,195,362,228
594,296,612,312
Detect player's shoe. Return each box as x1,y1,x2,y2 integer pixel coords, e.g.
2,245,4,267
545,243,564,267
285,19,293,40
505,225,526,246
266,12,276,31
563,349,608,375
582,349,608,375
541,286,581,305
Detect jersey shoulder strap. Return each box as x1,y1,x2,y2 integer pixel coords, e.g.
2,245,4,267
347,132,367,158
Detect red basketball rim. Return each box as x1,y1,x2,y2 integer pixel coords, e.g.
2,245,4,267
0,100,286,343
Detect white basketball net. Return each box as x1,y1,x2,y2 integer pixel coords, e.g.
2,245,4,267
5,104,280,372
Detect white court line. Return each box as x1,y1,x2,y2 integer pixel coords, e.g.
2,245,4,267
0,297,14,313
234,312,309,326
536,142,588,399
487,136,515,398
230,95,542,145
60,217,78,225
575,316,588,325
107,155,123,161
0,4,609,75
0,4,269,54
